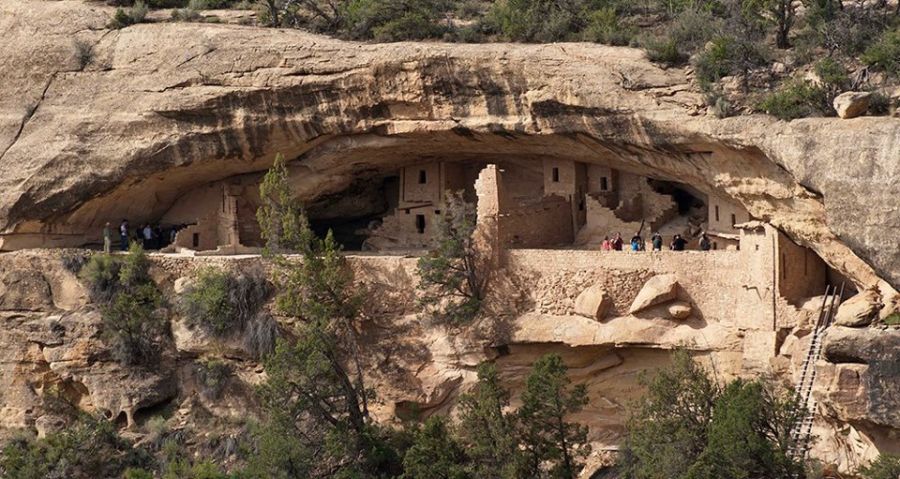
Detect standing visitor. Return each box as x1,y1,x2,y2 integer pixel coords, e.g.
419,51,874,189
651,232,663,251
119,219,129,251
102,222,112,254
631,233,643,251
699,233,712,251
612,232,624,251
670,234,687,251
153,225,163,249
601,236,612,251
142,224,153,250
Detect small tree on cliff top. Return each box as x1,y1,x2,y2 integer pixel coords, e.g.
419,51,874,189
416,190,486,325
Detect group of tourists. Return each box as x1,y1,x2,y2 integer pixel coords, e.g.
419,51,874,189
101,219,184,253
600,232,713,252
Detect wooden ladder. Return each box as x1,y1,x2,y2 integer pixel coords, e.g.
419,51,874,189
788,283,844,461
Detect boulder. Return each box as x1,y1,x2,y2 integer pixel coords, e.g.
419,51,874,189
834,289,881,327
629,274,679,314
574,285,612,321
667,301,692,320
823,326,900,364
174,276,194,295
833,91,871,119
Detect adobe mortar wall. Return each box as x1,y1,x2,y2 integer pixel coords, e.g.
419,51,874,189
506,249,758,328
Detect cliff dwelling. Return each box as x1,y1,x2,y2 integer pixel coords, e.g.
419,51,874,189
87,154,805,256
3,2,900,475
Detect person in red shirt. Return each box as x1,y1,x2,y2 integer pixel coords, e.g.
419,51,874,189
601,236,612,250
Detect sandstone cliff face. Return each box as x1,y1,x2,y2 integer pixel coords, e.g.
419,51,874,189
1,249,898,474
0,0,898,294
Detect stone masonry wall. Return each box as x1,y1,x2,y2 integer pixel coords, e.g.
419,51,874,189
506,249,755,327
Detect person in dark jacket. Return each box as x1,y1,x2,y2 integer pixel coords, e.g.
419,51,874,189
699,233,712,251
671,234,687,251
651,232,663,251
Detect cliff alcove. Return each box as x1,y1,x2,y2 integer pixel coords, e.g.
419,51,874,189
1,1,900,475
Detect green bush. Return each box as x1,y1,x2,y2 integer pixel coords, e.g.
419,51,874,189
108,1,149,29
179,266,270,337
0,416,149,478
666,8,724,54
61,251,88,274
80,253,124,303
195,359,231,400
694,34,769,85
372,11,447,42
72,39,94,71
172,7,203,21
124,468,154,479
641,35,685,65
487,0,591,42
582,7,633,46
401,416,469,479
816,8,893,57
859,454,900,479
757,79,831,120
84,244,166,366
103,278,164,365
862,29,900,77
814,57,848,91
705,90,735,118
868,91,892,116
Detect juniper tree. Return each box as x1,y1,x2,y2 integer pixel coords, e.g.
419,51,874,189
619,350,805,479
457,363,524,479
257,153,310,254
80,243,165,366
619,350,717,478
250,156,397,477
416,190,486,325
516,354,590,479
684,379,804,479
401,416,471,479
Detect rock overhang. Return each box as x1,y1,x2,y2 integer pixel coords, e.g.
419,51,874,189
0,0,898,292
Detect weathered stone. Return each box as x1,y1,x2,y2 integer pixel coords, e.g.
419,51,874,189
0,269,53,311
574,284,612,320
834,289,881,327
833,91,871,119
667,301,692,320
823,326,900,364
629,274,679,314
34,414,66,439
174,276,194,295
